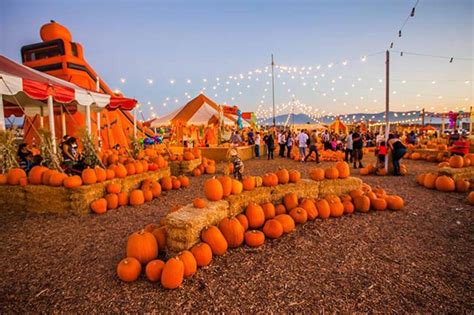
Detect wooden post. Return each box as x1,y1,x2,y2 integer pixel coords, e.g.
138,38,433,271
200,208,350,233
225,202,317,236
60,105,66,136
384,50,390,173
0,94,5,131
47,95,57,154
85,104,91,135
271,54,276,127
470,106,473,134
96,76,101,149
441,114,445,134
421,108,425,126
39,107,44,128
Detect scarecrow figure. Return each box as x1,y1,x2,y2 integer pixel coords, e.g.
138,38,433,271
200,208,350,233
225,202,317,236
229,148,244,180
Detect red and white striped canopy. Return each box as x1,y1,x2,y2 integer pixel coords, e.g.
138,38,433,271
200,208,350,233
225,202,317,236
0,55,136,117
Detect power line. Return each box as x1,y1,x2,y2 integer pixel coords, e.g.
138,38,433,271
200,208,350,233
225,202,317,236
392,50,473,62
389,0,421,49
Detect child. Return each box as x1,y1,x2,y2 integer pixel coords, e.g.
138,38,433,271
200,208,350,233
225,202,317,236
229,149,244,180
377,141,387,168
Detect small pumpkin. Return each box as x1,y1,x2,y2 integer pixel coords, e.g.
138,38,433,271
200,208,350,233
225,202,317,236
236,214,249,231
261,202,276,220
288,170,301,183
316,199,331,219
117,257,141,282
468,191,474,205
300,199,318,220
354,195,370,213
231,179,243,195
274,214,295,233
145,259,165,282
283,192,299,210
63,175,82,188
28,166,48,185
190,242,212,267
106,183,121,194
324,167,339,180
289,207,308,224
263,219,284,239
105,193,119,209
218,176,233,197
371,198,387,211
81,168,97,185
193,198,207,208
161,257,184,289
7,168,27,185
335,161,350,178
244,230,265,247
343,201,354,214
276,168,290,184
192,168,202,177
94,167,107,182
242,176,256,191
435,175,455,192
151,227,167,250
386,195,404,210
178,250,197,278
423,173,438,189
309,168,325,181
329,202,344,217
91,198,107,214
129,189,145,206
117,192,129,206
275,203,287,215
126,229,158,264
449,155,464,168
455,179,470,193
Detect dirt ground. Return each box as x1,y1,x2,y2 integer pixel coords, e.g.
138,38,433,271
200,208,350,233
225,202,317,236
0,155,472,313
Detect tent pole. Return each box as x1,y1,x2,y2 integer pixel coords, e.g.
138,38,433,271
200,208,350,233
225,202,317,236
85,104,91,135
133,107,137,138
47,95,57,154
384,50,390,173
96,76,102,149
0,94,5,131
470,106,473,135
40,107,44,128
60,105,66,136
441,114,445,134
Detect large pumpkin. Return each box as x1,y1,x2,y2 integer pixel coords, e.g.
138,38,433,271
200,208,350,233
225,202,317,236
435,176,455,192
289,207,308,224
335,161,350,178
309,168,325,181
283,192,299,210
274,214,295,233
217,176,232,197
261,202,276,220
288,170,301,183
324,167,339,179
316,199,331,219
126,230,158,264
63,175,82,188
218,217,245,248
276,168,290,184
201,226,228,256
28,166,48,185
245,203,265,229
449,155,464,168
262,219,284,239
117,257,142,282
204,178,224,201
354,195,370,213
129,190,145,206
244,230,265,247
161,258,184,289
423,173,438,189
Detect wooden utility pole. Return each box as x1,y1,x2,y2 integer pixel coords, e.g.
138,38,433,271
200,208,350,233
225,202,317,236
421,108,425,126
271,54,276,127
384,50,390,172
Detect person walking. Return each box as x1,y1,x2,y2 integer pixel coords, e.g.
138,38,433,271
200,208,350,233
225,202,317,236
388,134,407,176
297,129,309,162
352,127,363,168
278,130,286,157
286,131,294,159
254,132,261,158
345,131,353,163
264,132,275,160
322,130,330,150
304,129,320,163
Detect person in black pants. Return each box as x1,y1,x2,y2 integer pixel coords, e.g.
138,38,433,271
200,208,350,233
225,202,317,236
352,127,363,168
304,130,320,163
388,134,407,176
263,132,274,160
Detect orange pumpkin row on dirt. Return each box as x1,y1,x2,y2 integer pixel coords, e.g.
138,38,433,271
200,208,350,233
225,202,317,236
416,172,472,195
358,163,407,176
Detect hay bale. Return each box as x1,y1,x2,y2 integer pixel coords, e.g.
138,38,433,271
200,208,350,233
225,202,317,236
318,177,362,197
165,200,229,254
271,179,319,201
226,186,273,217
438,166,474,181
180,158,201,173
0,185,26,212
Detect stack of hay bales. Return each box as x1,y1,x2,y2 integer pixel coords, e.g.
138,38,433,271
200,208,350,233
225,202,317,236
438,166,474,181
165,176,362,254
170,158,202,176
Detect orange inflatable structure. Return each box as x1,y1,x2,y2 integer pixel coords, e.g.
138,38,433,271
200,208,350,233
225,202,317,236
20,20,153,149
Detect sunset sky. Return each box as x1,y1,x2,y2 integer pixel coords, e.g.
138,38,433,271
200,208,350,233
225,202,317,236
1,0,472,120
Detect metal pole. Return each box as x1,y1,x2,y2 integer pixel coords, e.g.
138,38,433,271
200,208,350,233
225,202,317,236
47,95,57,154
469,106,472,134
0,94,5,131
421,108,425,126
384,50,390,173
85,104,91,135
441,114,445,134
271,54,276,127
60,105,66,136
133,107,137,138
96,76,101,148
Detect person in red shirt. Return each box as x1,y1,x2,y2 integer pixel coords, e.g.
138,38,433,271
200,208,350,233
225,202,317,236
377,141,387,168
450,136,469,156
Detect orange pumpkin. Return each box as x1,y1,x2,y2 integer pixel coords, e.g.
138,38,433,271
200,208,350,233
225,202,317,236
117,192,129,207
261,202,276,220
242,176,256,191
343,201,354,214
0,174,6,185
178,175,190,188
192,168,202,177
309,168,325,181
193,198,207,208
172,178,181,190
329,202,344,217
145,259,165,282
468,192,474,205
63,175,82,188
129,190,145,206
245,203,265,229
90,198,107,214
151,227,167,250
371,198,387,211
28,166,48,185
190,242,213,267
335,161,350,178
423,173,438,189
114,164,127,178
205,165,216,174
263,219,284,239
274,214,295,233
300,199,318,220
354,195,370,213
455,179,470,192
81,168,97,185
161,176,173,191
178,250,197,278
236,214,249,231
316,199,331,219
386,195,404,210
289,207,308,224
126,230,158,264
94,167,107,182
204,178,224,201
283,192,299,210
218,217,245,248
288,170,301,183
231,179,243,195
161,257,184,289
276,168,290,184
201,226,228,256
449,155,464,168
324,167,339,179
435,175,455,192
244,230,265,247
7,168,27,185
105,193,119,209
117,257,141,282
275,203,287,215
218,176,233,197
106,183,121,194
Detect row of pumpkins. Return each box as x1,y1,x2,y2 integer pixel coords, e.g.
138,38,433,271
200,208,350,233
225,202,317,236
191,158,218,177
90,175,190,214
116,164,405,289
359,164,408,176
0,158,167,187
415,172,474,205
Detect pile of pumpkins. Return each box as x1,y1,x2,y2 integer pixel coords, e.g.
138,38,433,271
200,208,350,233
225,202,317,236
406,151,449,163
168,147,202,162
289,146,345,162
116,162,405,289
359,163,407,176
437,154,474,169
90,175,190,214
192,157,217,177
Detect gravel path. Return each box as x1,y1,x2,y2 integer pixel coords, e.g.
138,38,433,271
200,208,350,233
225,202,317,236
0,156,472,313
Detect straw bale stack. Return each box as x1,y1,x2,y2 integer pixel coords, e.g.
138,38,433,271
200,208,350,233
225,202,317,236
0,185,26,212
319,177,363,197
165,200,229,255
438,166,474,181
